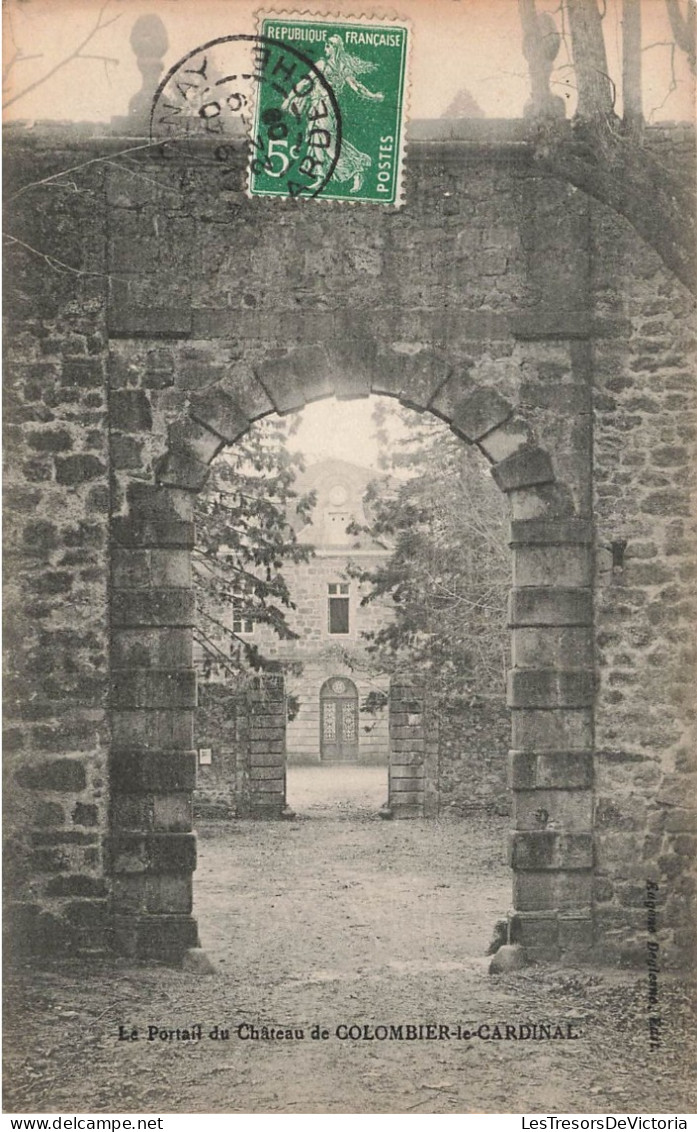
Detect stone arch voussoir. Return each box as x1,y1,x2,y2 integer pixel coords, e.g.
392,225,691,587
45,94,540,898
155,340,576,510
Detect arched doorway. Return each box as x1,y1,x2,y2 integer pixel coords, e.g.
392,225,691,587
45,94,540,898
320,676,359,763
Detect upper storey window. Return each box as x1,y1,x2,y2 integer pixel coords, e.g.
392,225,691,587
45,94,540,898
328,583,350,634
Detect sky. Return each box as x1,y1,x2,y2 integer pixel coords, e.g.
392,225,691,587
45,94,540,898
4,0,694,124
287,396,408,471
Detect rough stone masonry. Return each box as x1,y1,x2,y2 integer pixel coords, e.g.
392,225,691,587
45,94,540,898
3,116,696,966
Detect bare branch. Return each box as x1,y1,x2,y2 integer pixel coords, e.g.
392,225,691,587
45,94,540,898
103,158,183,195
648,42,679,119
6,140,174,205
194,626,245,679
530,119,696,294
665,0,697,73
3,1,123,110
76,54,120,65
3,233,107,279
198,608,246,650
3,50,44,90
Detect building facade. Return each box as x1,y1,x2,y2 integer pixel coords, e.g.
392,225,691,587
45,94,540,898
218,457,394,765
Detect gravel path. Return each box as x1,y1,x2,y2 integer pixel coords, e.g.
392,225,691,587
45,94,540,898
4,769,695,1114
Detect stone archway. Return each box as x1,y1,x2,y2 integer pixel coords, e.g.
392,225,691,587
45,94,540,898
109,337,594,963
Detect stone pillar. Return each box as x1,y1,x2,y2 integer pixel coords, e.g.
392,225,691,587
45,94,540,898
236,676,287,818
388,679,438,818
108,485,199,961
508,518,595,959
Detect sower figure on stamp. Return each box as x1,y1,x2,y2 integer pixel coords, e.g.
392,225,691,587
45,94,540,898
285,35,384,193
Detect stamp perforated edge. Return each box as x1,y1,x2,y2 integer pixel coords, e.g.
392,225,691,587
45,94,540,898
247,7,412,208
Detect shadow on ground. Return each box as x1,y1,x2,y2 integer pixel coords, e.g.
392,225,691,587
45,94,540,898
4,776,696,1113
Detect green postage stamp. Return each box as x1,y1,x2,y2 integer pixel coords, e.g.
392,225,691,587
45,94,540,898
249,14,410,205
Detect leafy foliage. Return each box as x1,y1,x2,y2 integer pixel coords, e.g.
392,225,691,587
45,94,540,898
193,416,315,683
352,402,509,707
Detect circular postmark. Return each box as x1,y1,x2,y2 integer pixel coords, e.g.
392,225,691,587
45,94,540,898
149,34,343,200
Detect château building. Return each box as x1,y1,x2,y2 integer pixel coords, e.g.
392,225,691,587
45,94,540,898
200,457,394,765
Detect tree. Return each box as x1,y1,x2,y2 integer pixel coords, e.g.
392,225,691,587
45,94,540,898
194,416,315,682
351,404,509,709
521,0,696,293
520,0,696,297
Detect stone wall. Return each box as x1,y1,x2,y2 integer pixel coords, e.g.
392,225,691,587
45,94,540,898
193,683,239,819
438,697,510,815
4,133,112,956
386,684,509,818
591,191,697,967
4,120,695,966
194,676,286,818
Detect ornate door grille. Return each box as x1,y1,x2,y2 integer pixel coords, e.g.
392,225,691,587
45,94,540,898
320,677,359,762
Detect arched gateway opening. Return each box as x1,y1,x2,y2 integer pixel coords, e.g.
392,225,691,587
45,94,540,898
109,340,595,965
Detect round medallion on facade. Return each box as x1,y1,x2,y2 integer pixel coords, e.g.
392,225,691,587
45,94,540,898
328,484,349,505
